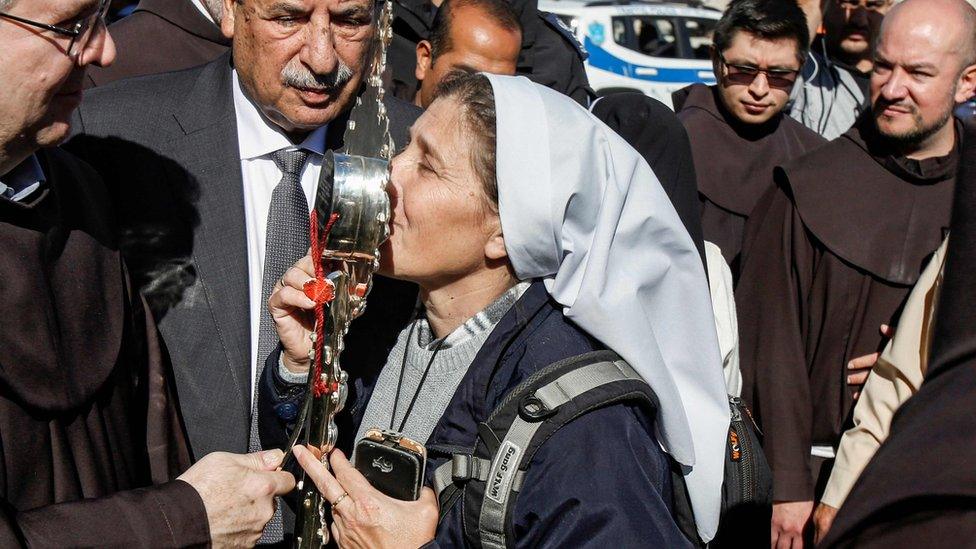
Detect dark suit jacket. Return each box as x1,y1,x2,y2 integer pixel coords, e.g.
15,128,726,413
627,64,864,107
66,53,420,459
87,0,230,87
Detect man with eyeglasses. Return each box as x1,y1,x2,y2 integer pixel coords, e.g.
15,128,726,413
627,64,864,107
736,0,976,546
823,0,893,78
672,0,825,280
0,0,297,546
64,0,421,541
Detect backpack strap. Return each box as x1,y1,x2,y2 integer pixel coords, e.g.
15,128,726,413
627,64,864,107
478,358,646,548
432,350,660,549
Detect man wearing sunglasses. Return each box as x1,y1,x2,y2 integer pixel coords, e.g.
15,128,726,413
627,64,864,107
736,0,976,546
673,0,825,280
0,0,296,545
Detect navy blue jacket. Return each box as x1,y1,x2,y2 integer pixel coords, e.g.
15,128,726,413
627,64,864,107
263,282,690,547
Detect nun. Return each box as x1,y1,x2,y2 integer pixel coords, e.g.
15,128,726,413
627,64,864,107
273,73,729,548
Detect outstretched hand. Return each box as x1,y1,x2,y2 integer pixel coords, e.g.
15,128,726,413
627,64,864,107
293,446,438,549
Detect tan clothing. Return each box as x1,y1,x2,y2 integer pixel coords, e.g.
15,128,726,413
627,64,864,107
820,237,949,508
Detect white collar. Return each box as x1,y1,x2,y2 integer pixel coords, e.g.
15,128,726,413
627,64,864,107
190,0,216,24
231,69,328,161
0,155,45,201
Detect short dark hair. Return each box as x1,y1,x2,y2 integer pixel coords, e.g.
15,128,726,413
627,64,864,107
712,0,810,64
429,0,522,62
434,71,498,210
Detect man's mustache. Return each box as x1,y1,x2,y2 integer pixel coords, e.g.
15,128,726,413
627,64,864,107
873,97,918,115
281,61,354,93
843,17,871,34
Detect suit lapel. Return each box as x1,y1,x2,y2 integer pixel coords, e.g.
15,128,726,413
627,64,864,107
163,57,252,420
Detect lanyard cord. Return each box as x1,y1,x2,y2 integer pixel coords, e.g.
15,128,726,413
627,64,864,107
389,320,446,433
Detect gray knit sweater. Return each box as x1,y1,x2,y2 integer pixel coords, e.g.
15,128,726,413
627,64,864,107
355,282,530,445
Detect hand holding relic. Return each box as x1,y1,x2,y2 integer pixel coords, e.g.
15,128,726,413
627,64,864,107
294,446,438,549
177,449,296,547
269,253,319,374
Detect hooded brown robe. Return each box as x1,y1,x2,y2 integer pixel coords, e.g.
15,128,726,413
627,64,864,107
820,114,976,549
674,83,826,277
735,115,959,502
0,148,209,547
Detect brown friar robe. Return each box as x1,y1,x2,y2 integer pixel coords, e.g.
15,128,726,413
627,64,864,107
86,0,230,88
736,115,958,503
820,111,976,549
0,148,210,547
673,83,826,277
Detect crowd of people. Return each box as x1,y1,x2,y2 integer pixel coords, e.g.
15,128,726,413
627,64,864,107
1,0,975,547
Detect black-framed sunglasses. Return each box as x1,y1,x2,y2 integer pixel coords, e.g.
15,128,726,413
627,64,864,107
0,0,111,60
718,53,800,90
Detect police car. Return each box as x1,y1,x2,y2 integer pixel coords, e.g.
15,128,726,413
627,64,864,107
538,0,721,108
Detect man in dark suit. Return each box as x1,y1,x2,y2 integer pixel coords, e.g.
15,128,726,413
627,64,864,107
87,0,230,86
66,1,419,539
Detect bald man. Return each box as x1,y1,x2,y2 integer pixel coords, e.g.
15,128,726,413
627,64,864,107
734,0,976,546
819,109,976,549
412,0,522,109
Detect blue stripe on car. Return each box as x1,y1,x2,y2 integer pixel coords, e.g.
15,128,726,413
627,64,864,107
584,37,716,84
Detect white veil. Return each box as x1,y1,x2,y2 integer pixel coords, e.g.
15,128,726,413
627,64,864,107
486,74,729,541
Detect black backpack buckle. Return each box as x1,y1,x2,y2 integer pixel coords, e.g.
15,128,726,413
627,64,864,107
519,395,557,421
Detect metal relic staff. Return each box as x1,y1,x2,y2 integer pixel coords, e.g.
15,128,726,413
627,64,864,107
280,0,397,545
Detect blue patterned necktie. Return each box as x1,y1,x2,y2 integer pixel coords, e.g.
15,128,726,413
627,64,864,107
252,148,311,543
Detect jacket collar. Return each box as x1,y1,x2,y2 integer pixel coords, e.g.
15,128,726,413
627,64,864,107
422,281,552,454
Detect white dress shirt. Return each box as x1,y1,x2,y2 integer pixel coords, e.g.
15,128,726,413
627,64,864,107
0,155,45,202
232,70,328,402
190,0,216,24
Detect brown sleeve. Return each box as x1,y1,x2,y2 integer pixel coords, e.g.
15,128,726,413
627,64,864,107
14,480,209,548
136,288,196,481
736,177,818,502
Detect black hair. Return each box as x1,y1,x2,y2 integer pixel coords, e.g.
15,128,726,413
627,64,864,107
712,0,810,64
429,0,522,62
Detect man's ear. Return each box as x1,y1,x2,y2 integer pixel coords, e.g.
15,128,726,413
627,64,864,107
956,63,976,104
221,0,237,39
485,232,508,261
710,46,722,81
416,40,433,82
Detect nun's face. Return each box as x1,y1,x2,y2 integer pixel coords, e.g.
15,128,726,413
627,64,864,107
382,97,507,286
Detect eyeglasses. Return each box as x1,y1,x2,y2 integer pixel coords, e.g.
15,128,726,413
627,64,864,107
718,53,800,90
0,0,111,60
835,0,890,12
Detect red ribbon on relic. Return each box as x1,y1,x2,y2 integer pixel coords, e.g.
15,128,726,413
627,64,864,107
308,209,340,397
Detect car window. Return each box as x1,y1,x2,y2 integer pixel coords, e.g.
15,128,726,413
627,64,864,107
609,14,717,60
612,16,678,58
683,17,717,60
